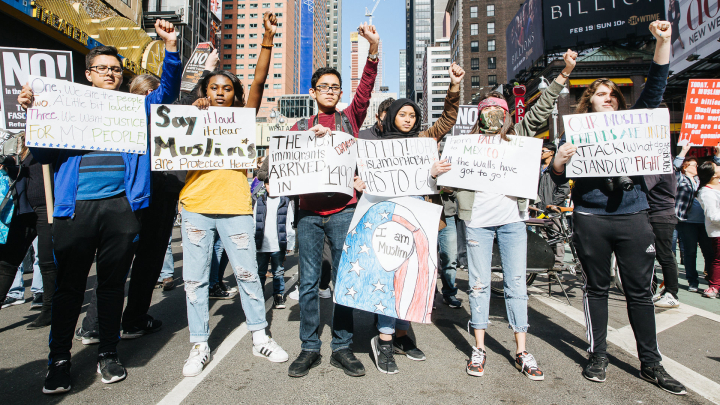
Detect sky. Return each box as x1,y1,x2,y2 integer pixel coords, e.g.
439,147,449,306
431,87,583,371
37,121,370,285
340,0,406,104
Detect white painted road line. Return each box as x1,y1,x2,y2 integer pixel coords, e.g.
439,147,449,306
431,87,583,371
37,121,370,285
530,289,720,404
158,272,299,405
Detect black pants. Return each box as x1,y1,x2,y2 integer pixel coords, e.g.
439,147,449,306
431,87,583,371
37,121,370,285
83,191,178,332
650,219,679,298
49,196,141,361
573,211,661,365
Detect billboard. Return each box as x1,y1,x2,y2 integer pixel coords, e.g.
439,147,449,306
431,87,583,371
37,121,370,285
210,0,222,21
542,0,666,51
667,0,720,74
506,0,544,80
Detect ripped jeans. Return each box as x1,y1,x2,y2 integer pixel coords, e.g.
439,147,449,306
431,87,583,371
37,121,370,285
466,221,528,333
181,211,268,343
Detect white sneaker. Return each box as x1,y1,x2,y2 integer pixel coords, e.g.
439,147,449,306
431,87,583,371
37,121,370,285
252,338,289,363
183,343,212,377
654,293,679,308
287,287,299,301
319,288,331,299
652,285,666,302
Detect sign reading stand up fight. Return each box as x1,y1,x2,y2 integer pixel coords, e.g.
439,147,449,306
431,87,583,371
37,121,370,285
150,104,257,171
268,131,357,197
25,75,147,154
563,108,672,177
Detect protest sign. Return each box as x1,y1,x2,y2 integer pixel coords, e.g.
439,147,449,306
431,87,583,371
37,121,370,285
268,131,357,197
451,105,478,136
25,75,147,154
678,79,720,147
356,138,439,197
0,48,73,129
334,195,441,324
180,43,214,93
563,108,671,177
437,134,542,199
150,104,257,171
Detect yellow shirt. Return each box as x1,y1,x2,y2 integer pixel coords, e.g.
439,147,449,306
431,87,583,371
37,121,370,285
180,169,252,215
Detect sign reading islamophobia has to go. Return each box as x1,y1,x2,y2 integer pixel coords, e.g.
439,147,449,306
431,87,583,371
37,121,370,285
150,104,257,171
268,131,357,197
25,76,147,154
356,138,439,197
563,108,672,177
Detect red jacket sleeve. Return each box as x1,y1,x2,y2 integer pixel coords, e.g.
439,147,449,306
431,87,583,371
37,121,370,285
344,59,378,136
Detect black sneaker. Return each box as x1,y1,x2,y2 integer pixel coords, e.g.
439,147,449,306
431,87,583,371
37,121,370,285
393,335,426,361
443,296,461,308
122,316,163,339
74,327,100,345
288,351,322,377
27,310,52,330
31,293,43,310
640,363,687,395
209,283,235,300
1,296,24,308
273,294,286,309
331,348,366,377
583,353,609,383
370,336,398,374
97,352,127,384
43,360,72,394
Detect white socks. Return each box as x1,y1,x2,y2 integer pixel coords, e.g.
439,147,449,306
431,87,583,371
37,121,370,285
194,342,209,351
252,330,269,345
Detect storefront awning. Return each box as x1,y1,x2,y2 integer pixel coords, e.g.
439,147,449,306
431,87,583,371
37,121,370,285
569,78,634,88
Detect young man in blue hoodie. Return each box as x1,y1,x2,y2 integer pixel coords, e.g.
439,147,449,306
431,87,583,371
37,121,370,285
18,20,182,394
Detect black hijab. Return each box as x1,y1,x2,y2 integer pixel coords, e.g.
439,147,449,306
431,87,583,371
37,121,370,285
379,98,422,139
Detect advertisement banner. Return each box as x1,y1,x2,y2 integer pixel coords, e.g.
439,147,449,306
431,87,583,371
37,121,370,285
451,105,478,136
180,43,214,93
667,0,720,74
0,47,73,129
150,104,257,171
210,0,222,21
514,85,527,124
542,0,666,51
563,108,672,177
678,79,720,146
299,0,315,93
506,0,544,80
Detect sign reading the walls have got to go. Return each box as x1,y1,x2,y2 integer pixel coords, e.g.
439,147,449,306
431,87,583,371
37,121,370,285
25,75,147,154
150,104,257,171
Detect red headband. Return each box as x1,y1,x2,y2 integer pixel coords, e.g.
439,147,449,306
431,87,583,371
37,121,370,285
477,97,509,112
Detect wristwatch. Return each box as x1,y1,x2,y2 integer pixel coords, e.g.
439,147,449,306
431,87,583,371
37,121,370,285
367,53,378,61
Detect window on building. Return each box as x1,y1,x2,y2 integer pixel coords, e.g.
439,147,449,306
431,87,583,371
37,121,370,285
224,34,232,39
225,14,232,19
488,75,497,85
267,97,275,101
249,44,257,48
249,74,255,79
274,53,282,58
238,74,244,79
274,63,281,68
432,114,441,118
250,23,258,28
264,84,269,89
275,33,282,37
273,83,281,89
471,58,479,70
249,64,257,69
224,44,231,49
236,64,243,69
237,34,245,38
275,3,282,7
224,24,232,29
488,39,496,51
432,105,444,110
470,6,477,18
273,73,282,78
250,3,257,8
487,22,495,34
223,64,231,69
237,24,244,29
225,3,233,9
249,33,257,38
250,13,258,18
470,41,479,52
262,3,270,7
471,76,480,88
487,4,495,16
470,24,478,35
249,53,257,59
274,43,282,47
237,54,244,59
238,4,245,8
488,57,496,69
237,43,245,48
238,14,245,18
223,54,232,60
276,12,283,17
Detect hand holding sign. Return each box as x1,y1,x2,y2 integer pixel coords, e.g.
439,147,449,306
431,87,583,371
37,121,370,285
17,83,33,111
553,142,577,173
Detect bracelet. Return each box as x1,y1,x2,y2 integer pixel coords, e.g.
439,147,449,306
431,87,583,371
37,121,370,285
261,44,273,49
561,71,570,78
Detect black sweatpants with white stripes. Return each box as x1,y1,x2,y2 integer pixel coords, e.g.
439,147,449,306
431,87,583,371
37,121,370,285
573,211,662,365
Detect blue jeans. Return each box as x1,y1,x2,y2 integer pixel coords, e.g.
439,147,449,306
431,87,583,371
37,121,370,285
257,251,285,295
158,236,174,281
676,221,712,288
209,235,229,287
466,221,528,333
181,211,267,343
297,207,355,353
438,215,458,298
7,238,41,299
377,315,410,335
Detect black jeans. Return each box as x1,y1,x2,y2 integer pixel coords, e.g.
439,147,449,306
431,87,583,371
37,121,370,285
49,196,141,361
573,212,662,365
650,218,679,298
676,221,712,288
83,191,178,332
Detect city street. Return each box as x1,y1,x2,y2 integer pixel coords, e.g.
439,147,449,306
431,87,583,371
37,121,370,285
1,228,719,404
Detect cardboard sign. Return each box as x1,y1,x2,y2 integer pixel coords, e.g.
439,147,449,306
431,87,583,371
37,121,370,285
180,43,214,93
563,108,672,177
451,105,478,136
678,79,720,147
438,134,542,199
268,131,357,196
150,104,257,171
334,195,441,324
356,138,439,197
0,48,73,130
25,75,147,154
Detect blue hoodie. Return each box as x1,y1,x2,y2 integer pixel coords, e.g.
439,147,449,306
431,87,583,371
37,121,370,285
30,51,183,218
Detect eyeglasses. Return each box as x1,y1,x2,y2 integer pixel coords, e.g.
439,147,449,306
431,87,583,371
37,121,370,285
315,84,341,94
542,149,551,153
90,65,123,76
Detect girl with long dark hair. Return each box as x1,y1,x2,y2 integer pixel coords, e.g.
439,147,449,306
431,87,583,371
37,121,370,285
696,161,720,299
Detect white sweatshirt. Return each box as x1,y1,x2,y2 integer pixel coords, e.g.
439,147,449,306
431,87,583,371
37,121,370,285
697,186,720,237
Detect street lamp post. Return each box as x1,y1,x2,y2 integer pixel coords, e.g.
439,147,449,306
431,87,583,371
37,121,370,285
538,76,569,144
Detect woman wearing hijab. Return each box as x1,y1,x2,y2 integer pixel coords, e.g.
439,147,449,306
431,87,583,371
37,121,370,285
358,63,464,374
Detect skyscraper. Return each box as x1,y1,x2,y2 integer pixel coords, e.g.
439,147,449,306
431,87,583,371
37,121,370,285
350,33,382,98
326,0,342,71
406,0,432,104
421,40,451,128
399,49,407,99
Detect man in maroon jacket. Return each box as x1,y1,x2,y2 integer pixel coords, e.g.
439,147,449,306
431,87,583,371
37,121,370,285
287,22,380,378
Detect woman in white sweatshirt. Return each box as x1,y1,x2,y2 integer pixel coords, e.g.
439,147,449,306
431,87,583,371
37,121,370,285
696,160,720,298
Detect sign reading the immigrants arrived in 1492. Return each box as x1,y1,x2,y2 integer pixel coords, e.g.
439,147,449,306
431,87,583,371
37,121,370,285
25,75,147,154
563,108,672,177
438,134,543,199
356,138,439,197
506,0,544,80
542,0,665,51
268,131,357,197
150,104,257,171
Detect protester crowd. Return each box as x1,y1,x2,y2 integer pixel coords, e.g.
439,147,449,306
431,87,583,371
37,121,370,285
0,15,703,397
